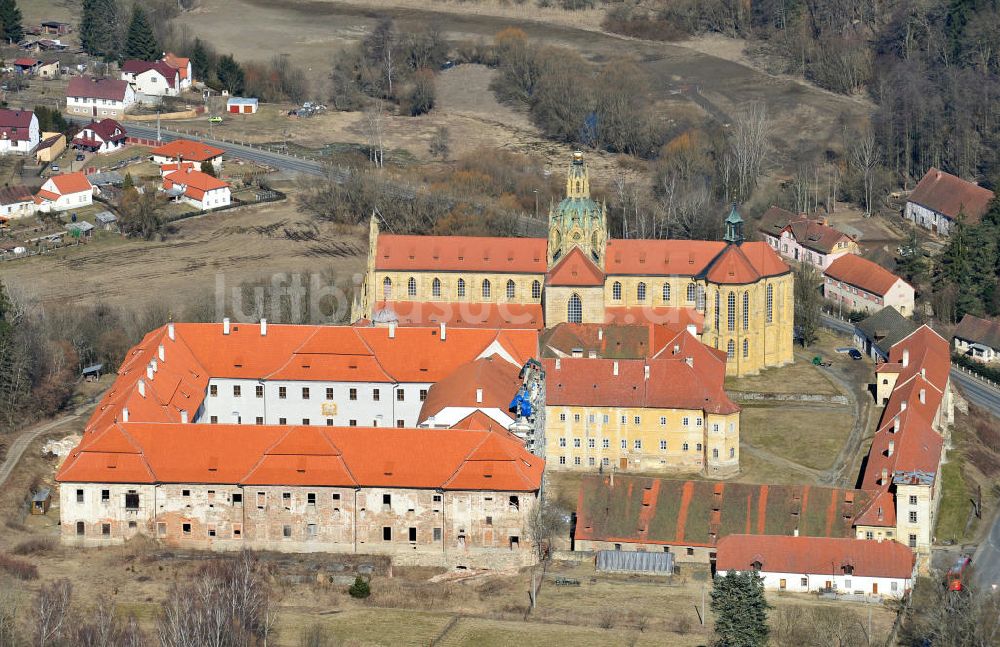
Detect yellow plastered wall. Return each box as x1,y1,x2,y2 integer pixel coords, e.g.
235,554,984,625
375,271,546,305
544,286,605,324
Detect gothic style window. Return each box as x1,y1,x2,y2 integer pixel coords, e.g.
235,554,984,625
457,278,466,298
714,291,720,331
637,282,647,302
662,283,670,302
382,277,392,300
482,279,491,298
432,278,441,297
407,277,417,297
612,281,622,302
742,292,749,329
727,292,736,332
687,283,696,302
743,338,749,358
766,284,774,323
696,285,706,312
568,294,583,324
727,340,735,360
506,280,516,300
532,280,542,300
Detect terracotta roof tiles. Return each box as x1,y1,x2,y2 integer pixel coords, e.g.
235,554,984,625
824,255,906,297
908,167,994,224
376,234,547,274
717,534,914,579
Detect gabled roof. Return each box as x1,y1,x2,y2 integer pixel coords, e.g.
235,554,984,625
954,314,1000,350
43,172,92,195
372,301,543,330
824,255,906,296
0,185,35,205
605,239,725,276
716,534,914,579
759,207,855,254
73,118,126,146
151,139,224,162
0,109,35,142
855,306,918,354
541,322,702,360
161,53,190,80
374,234,547,274
908,167,994,224
546,247,604,286
163,169,229,200
704,242,789,285
13,58,41,68
418,354,521,423
122,60,178,87
67,76,130,101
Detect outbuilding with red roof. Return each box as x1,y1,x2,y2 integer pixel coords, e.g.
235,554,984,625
823,254,914,317
905,167,994,236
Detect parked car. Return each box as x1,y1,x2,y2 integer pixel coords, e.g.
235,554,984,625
848,349,863,360
75,153,85,161
50,164,59,172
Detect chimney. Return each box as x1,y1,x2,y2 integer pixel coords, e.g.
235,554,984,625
597,328,603,341
673,344,680,354
893,418,900,433
388,321,396,339
137,379,146,398
260,318,267,336
440,322,447,340
685,357,694,367
902,349,909,368
180,409,188,424
146,365,154,380
920,367,926,378
168,322,175,340
223,317,231,335
919,388,926,404
613,361,619,376
901,400,907,411
793,528,799,537
555,358,561,370
476,388,483,403
151,358,157,373
122,407,129,422
881,467,888,484
158,343,165,362
888,440,895,457
644,365,650,380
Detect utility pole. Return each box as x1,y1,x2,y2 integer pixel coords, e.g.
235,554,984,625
701,584,706,625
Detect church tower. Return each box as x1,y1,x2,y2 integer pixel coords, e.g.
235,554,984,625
723,203,745,245
547,152,608,269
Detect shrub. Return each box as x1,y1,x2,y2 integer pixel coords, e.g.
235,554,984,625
0,553,39,580
12,537,54,555
348,575,370,599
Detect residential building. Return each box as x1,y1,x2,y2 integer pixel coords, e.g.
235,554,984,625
72,119,127,154
574,476,871,562
0,109,40,154
34,172,93,213
151,139,224,173
905,168,994,236
162,53,193,89
854,306,919,362
417,355,522,430
227,97,258,114
121,60,180,97
715,535,914,598
758,205,858,270
163,169,231,211
35,133,65,164
35,61,60,78
0,185,37,219
823,255,915,317
953,314,1000,363
66,76,136,119
353,152,795,377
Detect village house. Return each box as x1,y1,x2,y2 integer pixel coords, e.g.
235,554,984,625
121,60,180,98
162,53,193,89
35,61,60,79
854,306,919,362
0,186,37,219
715,535,914,598
953,314,1000,363
0,109,40,155
151,139,224,173
823,254,915,317
66,76,136,119
162,169,231,211
758,206,858,270
905,168,994,236
34,172,93,213
72,119,127,154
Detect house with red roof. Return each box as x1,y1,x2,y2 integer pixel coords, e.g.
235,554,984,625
120,60,180,97
758,205,859,270
163,168,231,211
0,108,40,154
66,76,136,119
71,118,127,154
0,185,38,219
716,535,914,598
151,138,224,172
823,254,915,317
34,172,93,213
905,167,994,236
161,52,193,89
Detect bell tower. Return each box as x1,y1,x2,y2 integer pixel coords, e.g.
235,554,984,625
723,203,744,245
547,152,607,268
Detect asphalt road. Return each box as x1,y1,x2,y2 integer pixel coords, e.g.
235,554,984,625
973,510,1000,591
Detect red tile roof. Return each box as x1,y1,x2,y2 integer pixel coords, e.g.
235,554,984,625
163,169,229,200
121,60,179,87
824,255,906,297
704,242,790,285
0,109,36,142
373,301,543,330
909,167,994,224
759,207,855,254
72,118,126,147
67,76,130,102
151,139,224,162
13,58,40,68
603,306,705,333
375,234,547,274
716,534,914,579
43,172,92,195
547,247,604,286
418,354,522,423
162,53,190,80
605,239,724,276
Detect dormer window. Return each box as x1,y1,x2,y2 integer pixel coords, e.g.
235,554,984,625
750,560,762,571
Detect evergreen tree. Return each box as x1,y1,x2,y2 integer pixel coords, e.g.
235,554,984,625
122,173,135,191
190,38,210,82
710,570,770,647
897,225,928,286
0,0,23,43
216,54,245,95
124,6,159,62
200,160,216,177
80,0,121,59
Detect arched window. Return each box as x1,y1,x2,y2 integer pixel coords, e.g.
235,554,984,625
696,285,706,312
407,277,417,297
576,181,581,193
637,282,647,302
766,284,774,323
612,281,622,302
687,283,696,302
727,292,736,332
662,283,670,302
482,279,491,299
382,277,392,300
432,278,441,298
532,280,542,300
506,279,516,300
727,340,735,360
714,291,720,331
743,338,749,358
567,293,583,323
457,278,466,298
712,447,719,459
742,291,749,330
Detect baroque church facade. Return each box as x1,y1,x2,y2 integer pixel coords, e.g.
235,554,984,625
353,153,794,377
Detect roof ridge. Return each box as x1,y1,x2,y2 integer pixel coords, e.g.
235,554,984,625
321,429,361,486
116,423,159,481
441,430,494,488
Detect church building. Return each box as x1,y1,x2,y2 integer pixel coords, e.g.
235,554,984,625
353,153,794,377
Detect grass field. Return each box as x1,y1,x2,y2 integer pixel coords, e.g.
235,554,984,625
725,357,840,396
935,459,976,544
740,403,854,471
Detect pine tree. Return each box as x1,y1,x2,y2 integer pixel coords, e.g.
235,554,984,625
0,0,23,43
190,38,210,82
124,6,159,62
200,161,216,177
80,0,122,59
710,570,770,647
216,54,245,95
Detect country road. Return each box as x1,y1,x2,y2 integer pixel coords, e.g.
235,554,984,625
0,413,82,488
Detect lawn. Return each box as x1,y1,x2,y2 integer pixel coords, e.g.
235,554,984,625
276,608,451,646
935,458,977,544
725,358,839,396
739,403,854,471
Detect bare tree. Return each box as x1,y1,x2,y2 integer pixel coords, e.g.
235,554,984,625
428,126,450,161
727,102,770,202
33,579,73,647
526,496,568,562
365,100,386,169
849,131,882,216
0,588,21,646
